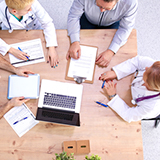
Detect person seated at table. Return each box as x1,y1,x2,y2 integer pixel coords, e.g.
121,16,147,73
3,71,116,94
0,0,59,68
67,0,138,67
0,55,33,119
99,55,160,123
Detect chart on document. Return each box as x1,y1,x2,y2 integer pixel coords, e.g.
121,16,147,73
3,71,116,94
9,38,45,67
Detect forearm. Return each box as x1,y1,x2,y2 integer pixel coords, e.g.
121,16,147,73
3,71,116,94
67,0,84,43
0,38,11,56
0,101,13,119
0,56,16,73
112,56,155,80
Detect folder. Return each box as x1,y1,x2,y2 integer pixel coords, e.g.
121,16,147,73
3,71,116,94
8,74,40,99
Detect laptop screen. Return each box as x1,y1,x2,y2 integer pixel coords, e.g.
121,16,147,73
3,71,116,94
38,79,83,113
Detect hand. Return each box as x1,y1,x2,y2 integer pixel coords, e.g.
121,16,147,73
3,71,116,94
47,46,59,68
66,41,81,60
96,49,114,67
99,71,117,81
8,97,30,108
8,47,29,60
103,81,117,100
14,67,34,77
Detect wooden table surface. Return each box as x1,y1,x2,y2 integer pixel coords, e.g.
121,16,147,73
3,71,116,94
0,29,143,160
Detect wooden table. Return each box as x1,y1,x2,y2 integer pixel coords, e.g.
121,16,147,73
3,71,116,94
0,29,143,160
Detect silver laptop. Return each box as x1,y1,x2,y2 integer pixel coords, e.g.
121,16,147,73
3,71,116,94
36,79,83,126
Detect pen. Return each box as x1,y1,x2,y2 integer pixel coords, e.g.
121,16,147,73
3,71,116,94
102,80,106,88
95,101,108,108
13,116,28,125
18,47,30,60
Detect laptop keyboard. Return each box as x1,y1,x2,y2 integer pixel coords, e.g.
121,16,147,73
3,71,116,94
42,110,74,121
43,92,76,109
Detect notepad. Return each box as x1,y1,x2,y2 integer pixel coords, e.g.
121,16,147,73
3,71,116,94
8,74,40,99
9,38,45,67
4,103,39,137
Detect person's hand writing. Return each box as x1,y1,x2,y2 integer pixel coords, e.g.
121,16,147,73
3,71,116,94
103,81,117,100
66,41,81,60
8,97,30,108
15,67,34,77
47,46,59,68
8,47,29,60
99,70,117,81
96,49,114,67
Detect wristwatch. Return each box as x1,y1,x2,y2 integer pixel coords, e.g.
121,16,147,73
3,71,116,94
109,94,117,99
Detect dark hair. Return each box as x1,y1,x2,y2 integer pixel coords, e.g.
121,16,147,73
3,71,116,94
103,0,118,2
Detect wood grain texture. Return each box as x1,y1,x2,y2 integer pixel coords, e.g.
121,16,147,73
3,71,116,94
0,29,143,160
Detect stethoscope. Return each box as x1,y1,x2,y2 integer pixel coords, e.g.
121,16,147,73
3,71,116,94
5,6,34,33
5,6,12,33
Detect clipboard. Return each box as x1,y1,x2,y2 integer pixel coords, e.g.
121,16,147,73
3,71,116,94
8,74,40,99
65,44,98,84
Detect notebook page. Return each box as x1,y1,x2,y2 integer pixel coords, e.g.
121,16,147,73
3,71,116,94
9,39,45,67
4,103,39,137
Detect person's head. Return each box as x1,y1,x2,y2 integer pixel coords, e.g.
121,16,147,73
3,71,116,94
95,0,118,12
143,61,160,91
5,0,34,17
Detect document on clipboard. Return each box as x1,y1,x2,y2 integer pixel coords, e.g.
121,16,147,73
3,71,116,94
9,38,45,67
65,45,98,84
4,103,39,137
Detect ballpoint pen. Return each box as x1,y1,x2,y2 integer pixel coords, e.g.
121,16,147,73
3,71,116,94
13,116,28,125
18,47,30,60
101,80,106,89
95,101,108,108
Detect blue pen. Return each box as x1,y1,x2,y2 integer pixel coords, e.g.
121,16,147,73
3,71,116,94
102,80,106,88
95,101,108,108
13,117,28,125
18,47,30,60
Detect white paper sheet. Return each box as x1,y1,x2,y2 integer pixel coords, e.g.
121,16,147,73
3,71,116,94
9,38,45,67
4,103,39,137
67,45,97,81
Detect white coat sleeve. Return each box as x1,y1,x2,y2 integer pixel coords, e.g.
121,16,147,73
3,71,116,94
0,38,11,56
67,0,85,43
112,55,155,80
108,0,138,53
108,95,157,123
32,0,57,47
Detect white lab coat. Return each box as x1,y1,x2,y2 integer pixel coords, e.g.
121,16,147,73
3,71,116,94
0,0,57,56
108,56,160,123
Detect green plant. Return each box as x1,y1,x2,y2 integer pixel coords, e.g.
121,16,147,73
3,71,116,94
52,151,75,160
85,154,101,160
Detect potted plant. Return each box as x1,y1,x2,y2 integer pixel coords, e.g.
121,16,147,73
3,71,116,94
52,152,101,160
52,151,75,160
85,154,101,160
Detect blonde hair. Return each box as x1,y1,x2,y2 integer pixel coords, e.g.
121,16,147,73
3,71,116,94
147,61,160,91
5,0,34,10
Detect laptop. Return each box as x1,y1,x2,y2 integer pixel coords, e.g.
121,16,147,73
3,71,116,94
36,79,83,126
